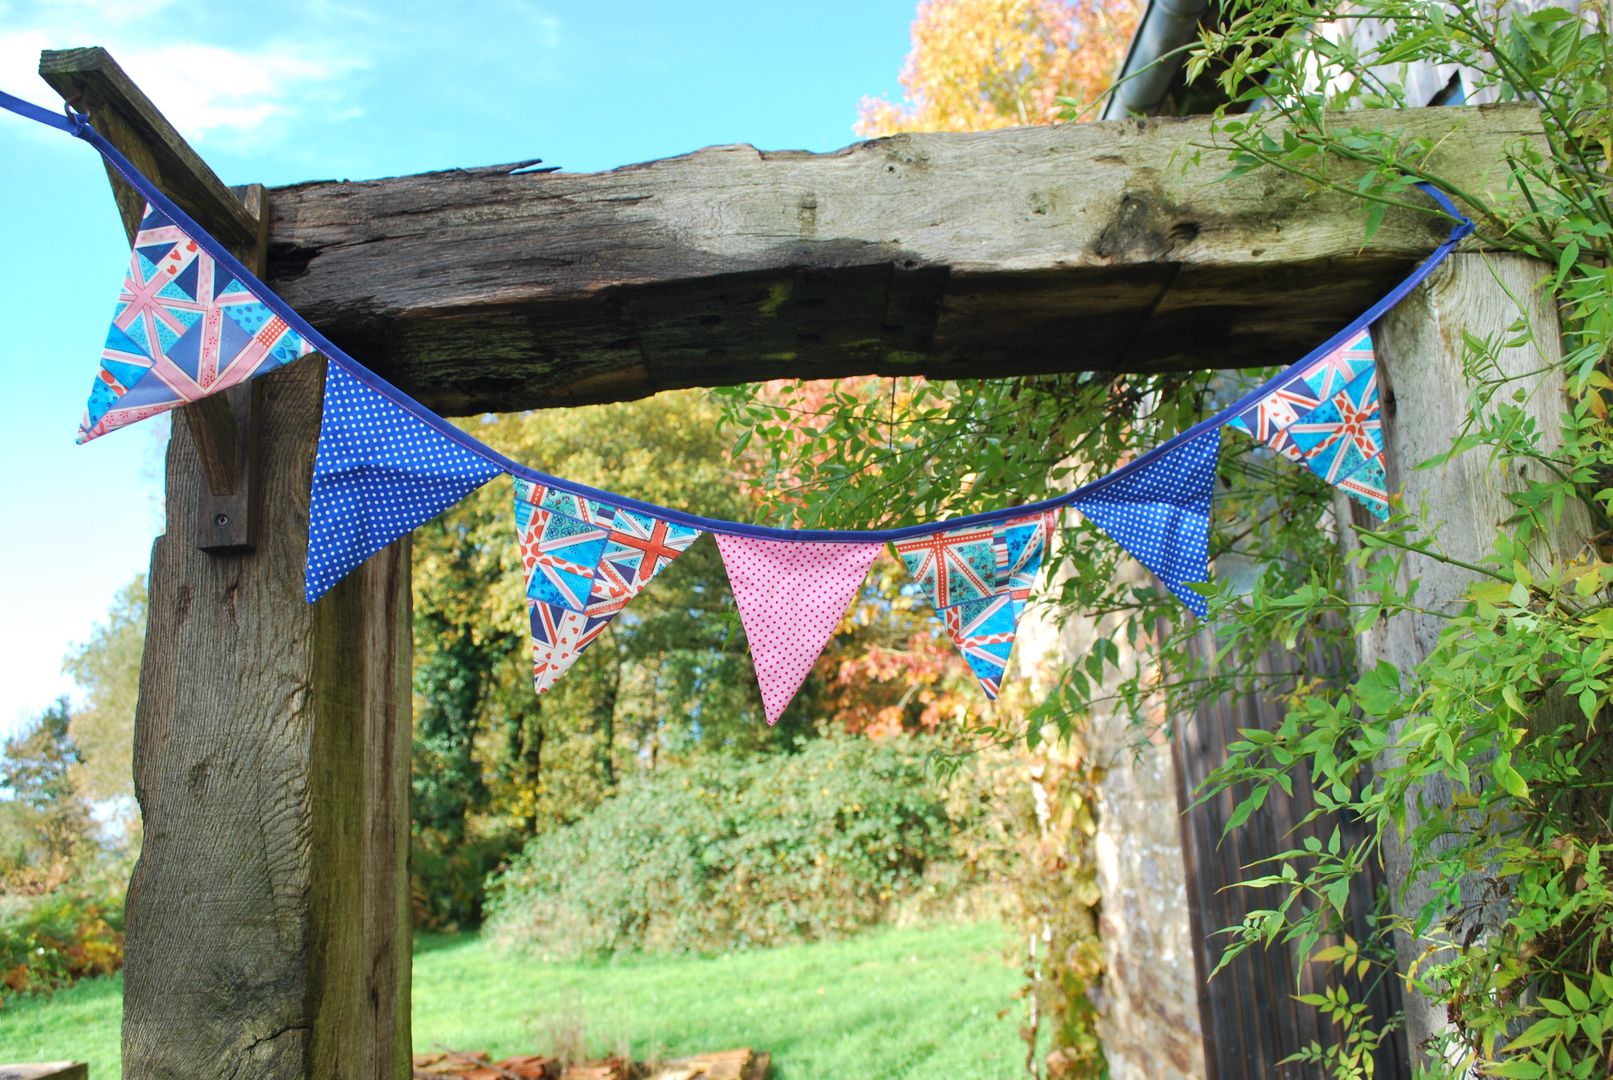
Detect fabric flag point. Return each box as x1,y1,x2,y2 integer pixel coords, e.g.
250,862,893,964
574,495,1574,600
1073,428,1220,617
514,478,702,694
893,510,1055,699
1226,330,1390,520
716,535,882,724
79,203,316,443
305,363,504,602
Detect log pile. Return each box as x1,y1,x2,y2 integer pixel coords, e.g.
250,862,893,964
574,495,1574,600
411,1048,769,1080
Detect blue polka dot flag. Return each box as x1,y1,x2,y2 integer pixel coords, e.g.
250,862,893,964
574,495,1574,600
305,363,504,602
1072,428,1220,617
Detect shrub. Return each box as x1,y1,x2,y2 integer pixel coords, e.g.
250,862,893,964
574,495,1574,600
485,735,971,957
0,889,124,1006
411,831,522,931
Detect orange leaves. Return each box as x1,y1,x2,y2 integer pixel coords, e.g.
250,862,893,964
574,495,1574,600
856,0,1144,136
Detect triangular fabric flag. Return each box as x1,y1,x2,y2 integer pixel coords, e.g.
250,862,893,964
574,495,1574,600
1226,330,1374,457
1283,366,1389,519
514,478,702,693
892,510,1056,698
715,535,882,724
305,363,503,602
1225,330,1389,520
1073,428,1220,617
1337,454,1389,518
79,203,317,442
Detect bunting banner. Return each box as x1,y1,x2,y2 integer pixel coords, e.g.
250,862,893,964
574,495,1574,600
1072,429,1221,618
1224,331,1389,519
80,203,317,443
893,510,1055,699
716,536,884,723
0,87,1477,717
305,363,504,603
515,478,702,692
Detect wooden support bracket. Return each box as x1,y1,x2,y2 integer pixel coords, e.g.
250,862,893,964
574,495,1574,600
41,47,269,553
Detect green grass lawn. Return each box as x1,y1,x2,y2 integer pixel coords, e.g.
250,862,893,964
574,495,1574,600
0,921,1023,1078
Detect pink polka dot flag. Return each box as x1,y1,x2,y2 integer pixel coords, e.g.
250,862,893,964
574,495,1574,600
715,535,883,725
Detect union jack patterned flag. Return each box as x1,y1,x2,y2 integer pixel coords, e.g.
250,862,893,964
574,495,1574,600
80,203,316,442
513,478,702,693
893,510,1056,698
1225,330,1389,519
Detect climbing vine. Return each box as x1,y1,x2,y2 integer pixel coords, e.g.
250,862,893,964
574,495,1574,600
1157,2,1613,1076
724,0,1611,1074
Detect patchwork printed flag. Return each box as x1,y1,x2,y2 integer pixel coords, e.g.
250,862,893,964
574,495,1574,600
892,510,1056,699
1337,454,1390,519
1225,330,1389,519
306,363,503,602
1073,428,1220,617
715,536,883,724
80,203,316,442
514,478,702,693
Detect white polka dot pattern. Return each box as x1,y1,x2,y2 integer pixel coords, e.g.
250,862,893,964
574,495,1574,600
305,363,503,602
1073,428,1220,617
715,535,882,725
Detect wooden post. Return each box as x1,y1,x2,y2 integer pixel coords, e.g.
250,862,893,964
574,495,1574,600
39,49,413,1080
1338,252,1589,1064
123,357,412,1079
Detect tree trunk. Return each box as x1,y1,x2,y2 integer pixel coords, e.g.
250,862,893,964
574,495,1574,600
122,356,412,1079
1338,251,1589,1066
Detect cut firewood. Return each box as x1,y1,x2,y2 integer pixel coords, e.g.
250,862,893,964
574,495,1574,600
644,1049,768,1080
558,1059,630,1080
492,1055,561,1079
416,1047,764,1080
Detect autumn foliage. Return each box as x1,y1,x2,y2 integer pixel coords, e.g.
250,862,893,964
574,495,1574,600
857,0,1143,136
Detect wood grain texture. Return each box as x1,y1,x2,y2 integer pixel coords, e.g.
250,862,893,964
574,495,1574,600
262,105,1541,415
1338,252,1590,1067
122,357,411,1080
1175,630,1409,1080
189,184,271,553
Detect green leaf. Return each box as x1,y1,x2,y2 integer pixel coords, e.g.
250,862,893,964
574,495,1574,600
1492,758,1531,799
1565,978,1591,1012
1504,1016,1565,1051
1363,201,1387,245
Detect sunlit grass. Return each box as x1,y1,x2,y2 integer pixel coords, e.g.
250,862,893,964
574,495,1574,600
0,970,122,1076
0,921,1023,1079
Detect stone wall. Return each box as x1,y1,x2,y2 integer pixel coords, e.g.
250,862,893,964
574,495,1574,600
1016,546,1207,1080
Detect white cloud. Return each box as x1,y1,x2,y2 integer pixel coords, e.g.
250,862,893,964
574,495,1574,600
109,41,364,140
36,0,179,26
0,8,364,145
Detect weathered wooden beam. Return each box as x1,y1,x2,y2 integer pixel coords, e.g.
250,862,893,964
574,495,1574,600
41,47,262,551
1337,253,1589,1068
264,104,1539,415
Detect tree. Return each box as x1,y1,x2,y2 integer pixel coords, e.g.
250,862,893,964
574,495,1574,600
789,0,1613,1075
856,0,1142,136
0,698,94,889
409,389,817,925
63,576,146,825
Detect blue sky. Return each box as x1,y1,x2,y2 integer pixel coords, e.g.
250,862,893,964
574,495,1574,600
0,0,917,738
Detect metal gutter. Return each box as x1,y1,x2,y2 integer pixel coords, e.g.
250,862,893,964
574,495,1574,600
1101,0,1212,119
